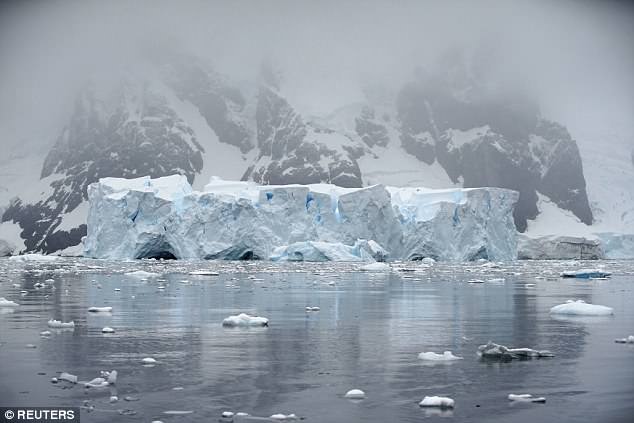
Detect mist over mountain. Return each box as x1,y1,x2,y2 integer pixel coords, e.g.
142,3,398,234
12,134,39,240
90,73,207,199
0,0,632,254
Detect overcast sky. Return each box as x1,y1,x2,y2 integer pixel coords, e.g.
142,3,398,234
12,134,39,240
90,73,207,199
0,0,632,149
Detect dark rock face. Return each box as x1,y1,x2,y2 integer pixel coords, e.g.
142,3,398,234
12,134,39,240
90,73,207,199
1,81,205,253
242,84,363,188
394,66,592,232
160,59,253,153
355,106,389,148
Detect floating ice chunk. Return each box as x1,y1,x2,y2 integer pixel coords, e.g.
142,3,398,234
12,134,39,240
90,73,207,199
270,413,298,420
560,269,610,279
614,335,634,344
40,331,52,337
104,370,117,384
9,254,59,262
418,351,463,361
344,389,366,399
0,297,19,307
88,306,113,313
102,327,115,333
221,411,234,418
549,300,613,316
235,412,249,417
59,372,78,383
163,411,194,415
109,396,118,403
85,377,109,388
508,394,546,403
189,270,219,276
360,262,390,272
305,306,320,312
222,313,269,327
48,319,75,329
125,270,160,278
468,279,484,284
477,341,554,360
419,396,455,408
141,357,157,364
487,278,505,283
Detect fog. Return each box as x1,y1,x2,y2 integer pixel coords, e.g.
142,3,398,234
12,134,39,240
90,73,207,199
0,0,632,150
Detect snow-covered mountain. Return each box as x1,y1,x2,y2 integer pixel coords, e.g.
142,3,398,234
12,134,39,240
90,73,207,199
0,52,630,256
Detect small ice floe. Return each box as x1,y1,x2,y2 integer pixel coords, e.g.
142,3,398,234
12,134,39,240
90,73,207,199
102,370,117,384
162,410,194,415
222,313,269,327
102,327,115,334
508,393,546,403
305,306,320,312
88,306,113,313
487,278,505,283
125,270,159,279
0,297,19,307
40,330,52,337
477,341,554,360
270,413,298,420
48,319,75,329
419,396,455,408
560,269,610,279
34,282,46,289
524,283,536,288
157,285,166,290
418,351,463,361
84,377,109,388
468,279,484,284
141,357,157,364
221,411,233,418
235,412,249,417
344,389,366,399
614,335,634,344
549,300,613,316
25,344,37,348
189,270,219,276
109,396,118,403
114,288,121,292
59,372,78,383
360,262,390,272
51,377,58,383
45,278,55,282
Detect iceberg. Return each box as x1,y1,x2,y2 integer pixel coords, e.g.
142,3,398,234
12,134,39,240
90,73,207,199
47,319,75,329
418,351,463,361
344,389,366,399
518,235,604,260
560,269,611,279
222,313,269,327
419,396,455,408
477,341,554,360
549,300,614,316
508,394,546,403
84,176,519,261
614,335,634,344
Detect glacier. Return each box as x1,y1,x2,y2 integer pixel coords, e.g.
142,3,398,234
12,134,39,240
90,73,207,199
84,175,519,261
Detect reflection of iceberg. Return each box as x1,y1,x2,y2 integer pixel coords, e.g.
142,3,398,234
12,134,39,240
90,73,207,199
85,176,519,262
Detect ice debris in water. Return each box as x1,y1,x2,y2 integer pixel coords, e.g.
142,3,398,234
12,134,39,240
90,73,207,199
305,306,320,312
48,319,75,329
221,411,234,418
101,370,117,384
84,377,109,388
9,254,59,262
141,357,157,364
560,269,610,279
419,396,455,408
222,313,269,327
102,327,115,333
270,413,298,420
477,341,554,360
344,389,366,399
549,300,614,316
88,306,112,313
40,331,52,337
508,394,546,403
189,270,219,276
0,297,19,307
59,372,78,383
614,335,634,344
418,351,463,361
125,270,160,279
360,262,390,272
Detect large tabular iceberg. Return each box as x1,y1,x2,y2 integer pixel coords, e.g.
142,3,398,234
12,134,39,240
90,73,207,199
84,175,519,261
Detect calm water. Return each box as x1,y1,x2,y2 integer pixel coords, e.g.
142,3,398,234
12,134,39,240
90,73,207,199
0,258,633,423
